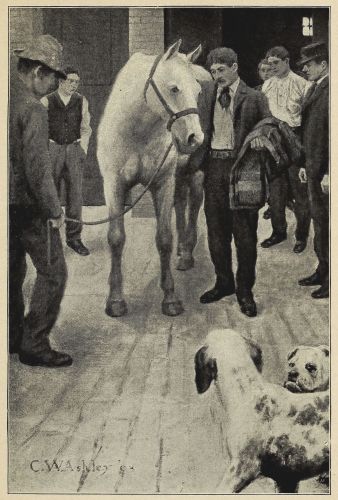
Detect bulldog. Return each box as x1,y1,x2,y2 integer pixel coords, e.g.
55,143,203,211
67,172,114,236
284,345,329,393
194,329,329,494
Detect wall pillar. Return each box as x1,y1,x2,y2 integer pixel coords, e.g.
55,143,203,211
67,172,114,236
129,8,164,56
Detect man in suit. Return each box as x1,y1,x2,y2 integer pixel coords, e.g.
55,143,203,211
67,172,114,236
297,42,329,299
198,47,270,317
9,35,72,366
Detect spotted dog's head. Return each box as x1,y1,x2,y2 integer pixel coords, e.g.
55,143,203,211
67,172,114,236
194,330,263,394
284,345,329,393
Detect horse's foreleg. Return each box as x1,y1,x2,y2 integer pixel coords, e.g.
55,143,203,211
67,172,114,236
151,179,184,316
104,180,128,317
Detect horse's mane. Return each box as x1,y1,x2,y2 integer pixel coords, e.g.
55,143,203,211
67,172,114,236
177,52,212,82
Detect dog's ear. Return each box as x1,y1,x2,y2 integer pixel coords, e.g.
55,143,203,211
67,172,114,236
194,346,217,394
244,338,263,373
318,345,330,357
287,348,299,361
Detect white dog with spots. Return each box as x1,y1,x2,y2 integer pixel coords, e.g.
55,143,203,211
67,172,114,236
284,345,329,393
194,329,329,494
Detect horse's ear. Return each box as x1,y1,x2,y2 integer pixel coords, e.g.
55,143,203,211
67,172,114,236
187,44,202,63
163,39,182,61
318,345,330,357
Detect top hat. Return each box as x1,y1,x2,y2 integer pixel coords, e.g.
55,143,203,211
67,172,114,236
13,34,66,78
297,41,328,67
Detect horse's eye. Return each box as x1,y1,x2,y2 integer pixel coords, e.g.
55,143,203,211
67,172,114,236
171,86,179,94
305,363,317,373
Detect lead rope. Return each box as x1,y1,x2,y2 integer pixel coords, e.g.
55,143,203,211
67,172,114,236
46,142,174,266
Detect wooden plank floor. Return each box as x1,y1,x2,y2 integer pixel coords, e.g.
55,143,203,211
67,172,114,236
8,206,329,494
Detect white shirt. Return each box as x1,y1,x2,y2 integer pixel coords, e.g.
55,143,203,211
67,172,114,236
211,77,240,150
41,90,92,154
262,70,312,128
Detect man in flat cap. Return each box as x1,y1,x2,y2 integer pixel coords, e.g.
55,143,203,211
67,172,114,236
297,42,329,299
9,34,72,366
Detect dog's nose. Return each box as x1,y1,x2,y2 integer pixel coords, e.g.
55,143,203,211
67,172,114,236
288,370,299,382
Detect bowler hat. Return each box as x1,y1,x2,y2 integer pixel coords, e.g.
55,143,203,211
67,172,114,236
297,42,328,67
13,34,66,77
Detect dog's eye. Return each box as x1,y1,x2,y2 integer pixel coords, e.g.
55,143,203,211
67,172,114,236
305,363,317,373
171,86,180,94
289,362,295,368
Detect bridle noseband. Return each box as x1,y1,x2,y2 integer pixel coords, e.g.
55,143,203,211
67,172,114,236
143,54,199,131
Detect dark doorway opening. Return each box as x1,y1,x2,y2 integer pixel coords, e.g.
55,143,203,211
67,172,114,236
222,7,314,86
165,7,328,87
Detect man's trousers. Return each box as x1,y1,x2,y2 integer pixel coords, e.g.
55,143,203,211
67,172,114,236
9,205,67,354
49,141,86,242
268,164,311,241
204,157,259,299
308,178,329,288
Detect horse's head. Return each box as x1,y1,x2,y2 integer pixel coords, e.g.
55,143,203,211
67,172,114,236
145,40,204,155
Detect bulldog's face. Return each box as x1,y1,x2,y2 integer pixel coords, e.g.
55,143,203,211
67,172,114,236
284,345,329,393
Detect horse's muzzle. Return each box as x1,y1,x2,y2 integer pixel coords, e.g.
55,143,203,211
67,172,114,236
175,132,204,155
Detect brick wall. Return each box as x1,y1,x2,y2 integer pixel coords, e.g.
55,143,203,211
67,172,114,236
129,8,164,56
9,8,43,50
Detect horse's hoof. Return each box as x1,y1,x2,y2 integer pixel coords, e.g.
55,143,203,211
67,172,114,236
105,300,128,317
176,255,194,271
162,300,184,316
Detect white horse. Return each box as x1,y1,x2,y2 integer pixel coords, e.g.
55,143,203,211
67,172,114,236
97,40,204,317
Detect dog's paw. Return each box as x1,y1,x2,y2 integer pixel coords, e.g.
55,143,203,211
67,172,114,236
284,381,302,393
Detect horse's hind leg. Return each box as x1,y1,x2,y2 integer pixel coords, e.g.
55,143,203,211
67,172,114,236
151,179,184,316
186,169,204,254
176,170,204,271
174,173,189,269
104,178,128,317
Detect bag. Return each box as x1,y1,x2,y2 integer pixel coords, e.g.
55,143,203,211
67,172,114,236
230,149,266,210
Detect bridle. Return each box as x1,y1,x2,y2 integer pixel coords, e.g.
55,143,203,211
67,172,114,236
143,54,199,131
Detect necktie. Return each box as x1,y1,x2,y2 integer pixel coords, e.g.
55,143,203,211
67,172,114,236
218,86,231,109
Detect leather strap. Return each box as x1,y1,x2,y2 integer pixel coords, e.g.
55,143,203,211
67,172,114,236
144,54,199,131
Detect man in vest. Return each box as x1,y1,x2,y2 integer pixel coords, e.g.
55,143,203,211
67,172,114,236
41,67,92,256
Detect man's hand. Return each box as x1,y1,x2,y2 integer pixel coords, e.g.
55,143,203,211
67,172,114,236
299,167,307,183
321,174,329,195
250,137,265,150
49,212,65,229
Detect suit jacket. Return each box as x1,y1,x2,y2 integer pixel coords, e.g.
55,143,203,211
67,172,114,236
188,79,270,170
301,76,329,180
9,79,62,219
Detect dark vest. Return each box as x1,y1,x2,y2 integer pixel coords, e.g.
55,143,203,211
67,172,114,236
47,92,83,144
